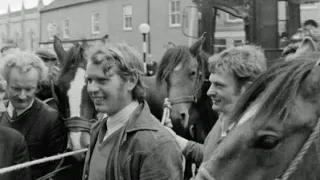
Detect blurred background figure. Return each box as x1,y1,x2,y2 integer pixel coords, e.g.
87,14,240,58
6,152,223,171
303,19,318,30
35,48,59,101
0,40,19,57
0,78,7,113
101,34,110,44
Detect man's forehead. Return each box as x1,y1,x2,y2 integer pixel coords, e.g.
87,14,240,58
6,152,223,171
86,62,117,77
209,68,233,80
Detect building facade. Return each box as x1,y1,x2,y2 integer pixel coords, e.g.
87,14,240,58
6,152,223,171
40,0,199,60
39,0,320,60
0,0,45,51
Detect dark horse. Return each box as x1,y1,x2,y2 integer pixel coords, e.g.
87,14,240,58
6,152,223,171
156,34,219,179
157,34,219,142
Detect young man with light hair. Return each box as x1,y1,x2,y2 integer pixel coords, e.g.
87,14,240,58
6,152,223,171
0,51,66,179
168,45,267,166
83,42,183,180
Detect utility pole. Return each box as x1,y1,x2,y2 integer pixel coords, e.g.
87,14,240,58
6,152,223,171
199,0,215,54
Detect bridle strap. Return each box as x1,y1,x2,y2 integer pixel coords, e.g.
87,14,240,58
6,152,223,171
275,117,320,180
168,96,196,105
64,117,94,132
167,63,208,105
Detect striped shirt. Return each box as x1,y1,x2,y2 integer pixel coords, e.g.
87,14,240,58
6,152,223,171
102,101,139,141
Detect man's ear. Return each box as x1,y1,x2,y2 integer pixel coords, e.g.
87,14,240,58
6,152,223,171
240,81,252,95
126,74,138,91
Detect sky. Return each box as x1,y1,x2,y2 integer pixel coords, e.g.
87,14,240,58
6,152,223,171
0,0,54,14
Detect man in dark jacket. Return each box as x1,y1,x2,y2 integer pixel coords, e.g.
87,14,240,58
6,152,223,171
83,43,184,180
0,51,67,179
0,126,31,180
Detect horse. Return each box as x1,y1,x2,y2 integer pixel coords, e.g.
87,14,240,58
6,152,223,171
156,33,219,142
34,37,96,180
195,37,320,180
156,34,219,179
282,27,320,61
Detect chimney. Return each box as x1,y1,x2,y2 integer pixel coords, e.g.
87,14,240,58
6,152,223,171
37,0,45,11
7,4,11,14
21,0,25,16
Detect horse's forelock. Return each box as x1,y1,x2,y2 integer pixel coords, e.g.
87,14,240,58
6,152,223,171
156,46,191,86
232,59,317,128
59,44,87,80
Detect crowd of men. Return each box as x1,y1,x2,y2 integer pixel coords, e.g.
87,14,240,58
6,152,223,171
0,19,316,180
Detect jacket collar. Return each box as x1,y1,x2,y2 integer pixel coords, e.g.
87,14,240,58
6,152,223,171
125,101,158,133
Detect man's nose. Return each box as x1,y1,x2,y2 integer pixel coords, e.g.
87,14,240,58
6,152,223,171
87,81,99,93
18,90,27,99
207,86,216,96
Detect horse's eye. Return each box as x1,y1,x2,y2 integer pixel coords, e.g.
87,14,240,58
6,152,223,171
190,71,196,76
254,135,280,150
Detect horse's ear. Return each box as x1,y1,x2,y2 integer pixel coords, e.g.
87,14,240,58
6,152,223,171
291,36,317,60
53,36,67,65
189,32,207,57
82,40,89,48
167,42,176,49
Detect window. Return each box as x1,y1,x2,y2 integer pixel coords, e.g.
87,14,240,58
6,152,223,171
226,13,242,23
47,22,57,40
234,40,244,46
214,39,227,53
92,12,100,34
123,5,132,30
169,0,181,27
300,3,318,9
63,18,70,38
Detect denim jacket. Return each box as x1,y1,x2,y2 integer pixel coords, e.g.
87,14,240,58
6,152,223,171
83,101,184,180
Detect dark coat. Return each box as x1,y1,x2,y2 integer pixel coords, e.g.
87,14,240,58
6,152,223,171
0,98,67,179
83,101,184,180
0,126,31,180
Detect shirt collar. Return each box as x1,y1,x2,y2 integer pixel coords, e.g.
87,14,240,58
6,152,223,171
102,101,139,135
219,114,236,138
7,98,34,118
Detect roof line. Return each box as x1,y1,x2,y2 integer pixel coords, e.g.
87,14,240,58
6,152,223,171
41,0,105,13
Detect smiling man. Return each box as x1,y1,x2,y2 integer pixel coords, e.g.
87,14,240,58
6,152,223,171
167,45,267,166
0,51,66,179
83,43,183,180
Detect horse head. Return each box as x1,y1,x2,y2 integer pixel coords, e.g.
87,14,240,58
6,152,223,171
157,33,218,141
53,36,96,161
197,39,320,180
282,27,320,61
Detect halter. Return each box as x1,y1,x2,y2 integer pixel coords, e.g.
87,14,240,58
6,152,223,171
49,80,93,132
275,117,320,180
167,55,208,105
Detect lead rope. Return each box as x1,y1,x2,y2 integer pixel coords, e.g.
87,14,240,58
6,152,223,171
161,98,172,127
276,117,320,180
0,148,88,175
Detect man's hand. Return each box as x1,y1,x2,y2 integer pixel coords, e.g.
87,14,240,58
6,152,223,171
164,124,188,151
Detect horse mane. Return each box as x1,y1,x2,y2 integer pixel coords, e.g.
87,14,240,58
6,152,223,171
59,44,87,79
156,46,192,86
231,56,318,127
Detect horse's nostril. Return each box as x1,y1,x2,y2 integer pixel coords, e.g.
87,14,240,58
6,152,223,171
180,113,186,120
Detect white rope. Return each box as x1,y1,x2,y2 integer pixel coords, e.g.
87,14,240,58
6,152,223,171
0,148,88,175
161,98,172,127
